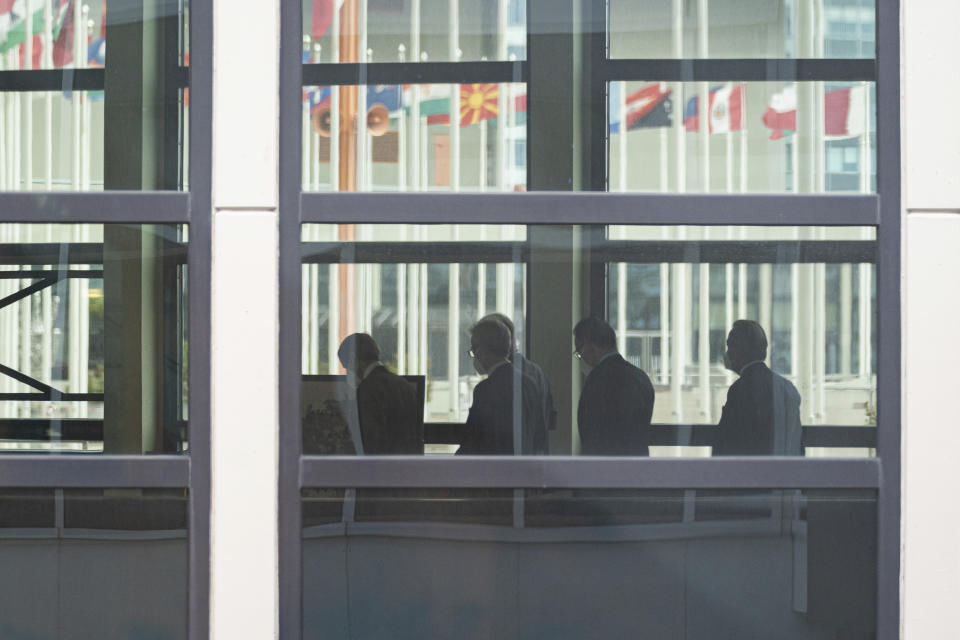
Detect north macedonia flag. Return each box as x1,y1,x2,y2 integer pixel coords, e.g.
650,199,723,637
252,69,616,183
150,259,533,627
459,83,499,127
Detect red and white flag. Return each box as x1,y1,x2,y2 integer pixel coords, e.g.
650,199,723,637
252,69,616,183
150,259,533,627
825,85,867,139
709,84,745,134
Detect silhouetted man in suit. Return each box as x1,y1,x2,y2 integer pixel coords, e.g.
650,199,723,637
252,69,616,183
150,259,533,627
459,318,548,455
574,317,655,456
337,333,423,454
714,320,802,455
480,312,556,438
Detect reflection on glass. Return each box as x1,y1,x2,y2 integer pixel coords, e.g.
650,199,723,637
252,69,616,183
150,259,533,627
609,0,875,59
0,0,189,191
302,0,526,63
301,224,877,457
302,488,877,639
301,83,526,192
0,488,187,639
609,81,876,193
0,224,189,453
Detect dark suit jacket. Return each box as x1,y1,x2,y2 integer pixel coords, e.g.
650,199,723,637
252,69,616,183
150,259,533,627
513,352,557,435
713,362,802,456
577,354,655,456
356,366,423,454
459,362,549,455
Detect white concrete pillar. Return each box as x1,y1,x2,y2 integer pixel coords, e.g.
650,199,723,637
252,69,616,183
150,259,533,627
210,0,280,636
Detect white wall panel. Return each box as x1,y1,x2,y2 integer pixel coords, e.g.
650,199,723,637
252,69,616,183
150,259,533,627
902,213,960,639
903,1,960,211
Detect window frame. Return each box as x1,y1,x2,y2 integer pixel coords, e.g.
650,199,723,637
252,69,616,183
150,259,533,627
279,0,900,637
0,1,213,637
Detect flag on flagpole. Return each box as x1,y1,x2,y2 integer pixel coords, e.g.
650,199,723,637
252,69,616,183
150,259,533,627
761,84,797,140
610,82,673,133
825,86,867,139
459,83,498,127
0,0,45,55
312,0,344,40
685,85,744,133
51,0,73,67
708,84,745,134
760,84,867,140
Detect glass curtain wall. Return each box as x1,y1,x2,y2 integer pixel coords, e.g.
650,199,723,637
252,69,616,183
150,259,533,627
286,0,893,638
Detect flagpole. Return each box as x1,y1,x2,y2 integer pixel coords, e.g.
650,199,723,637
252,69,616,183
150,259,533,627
659,84,669,385
858,81,871,382
24,0,33,191
618,83,627,191
697,0,711,422
670,0,685,422
396,46,407,372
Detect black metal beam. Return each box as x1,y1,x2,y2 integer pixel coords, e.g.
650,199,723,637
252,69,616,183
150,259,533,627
303,61,527,86
0,66,188,93
601,58,876,82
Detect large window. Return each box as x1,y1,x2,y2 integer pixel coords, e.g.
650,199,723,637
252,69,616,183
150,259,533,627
281,0,898,637
0,1,211,638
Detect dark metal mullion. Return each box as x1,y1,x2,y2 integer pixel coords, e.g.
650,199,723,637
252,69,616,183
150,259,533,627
0,270,104,279
875,0,901,637
301,192,880,225
299,457,880,489
600,58,876,83
0,456,189,487
0,192,190,222
279,0,303,636
186,0,214,638
302,61,527,86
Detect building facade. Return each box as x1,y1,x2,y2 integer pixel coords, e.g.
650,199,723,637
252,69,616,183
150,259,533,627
0,0,954,638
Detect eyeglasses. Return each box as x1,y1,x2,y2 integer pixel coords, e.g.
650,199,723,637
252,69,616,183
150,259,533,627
467,347,477,358
572,349,582,360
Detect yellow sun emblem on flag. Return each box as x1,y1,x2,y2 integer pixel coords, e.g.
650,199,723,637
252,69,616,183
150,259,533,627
459,83,499,127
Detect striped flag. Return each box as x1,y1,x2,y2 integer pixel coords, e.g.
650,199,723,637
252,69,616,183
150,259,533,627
825,86,867,139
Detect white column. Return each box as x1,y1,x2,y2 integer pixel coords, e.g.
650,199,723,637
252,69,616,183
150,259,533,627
840,263,853,376
759,264,773,366
210,0,279,636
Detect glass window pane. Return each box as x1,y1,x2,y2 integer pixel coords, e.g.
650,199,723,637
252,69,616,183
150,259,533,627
302,83,526,192
302,488,877,639
608,81,876,194
301,223,876,457
609,0,875,59
0,0,190,191
0,487,187,639
0,224,189,454
302,0,525,63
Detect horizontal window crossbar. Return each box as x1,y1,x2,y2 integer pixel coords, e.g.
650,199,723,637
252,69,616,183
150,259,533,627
300,457,880,489
0,67,189,92
0,455,189,487
602,58,876,83
0,192,191,223
422,423,877,449
302,240,876,264
302,61,528,86
301,192,880,226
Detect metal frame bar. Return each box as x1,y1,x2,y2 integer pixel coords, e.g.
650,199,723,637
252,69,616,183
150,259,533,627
302,192,879,225
874,0,901,636
0,456,189,486
281,1,900,639
0,67,189,92
279,0,304,636
601,58,875,82
301,239,876,264
300,457,880,489
303,61,527,85
0,192,190,222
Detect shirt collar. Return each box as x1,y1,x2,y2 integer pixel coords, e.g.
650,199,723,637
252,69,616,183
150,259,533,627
361,361,384,381
739,360,765,375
